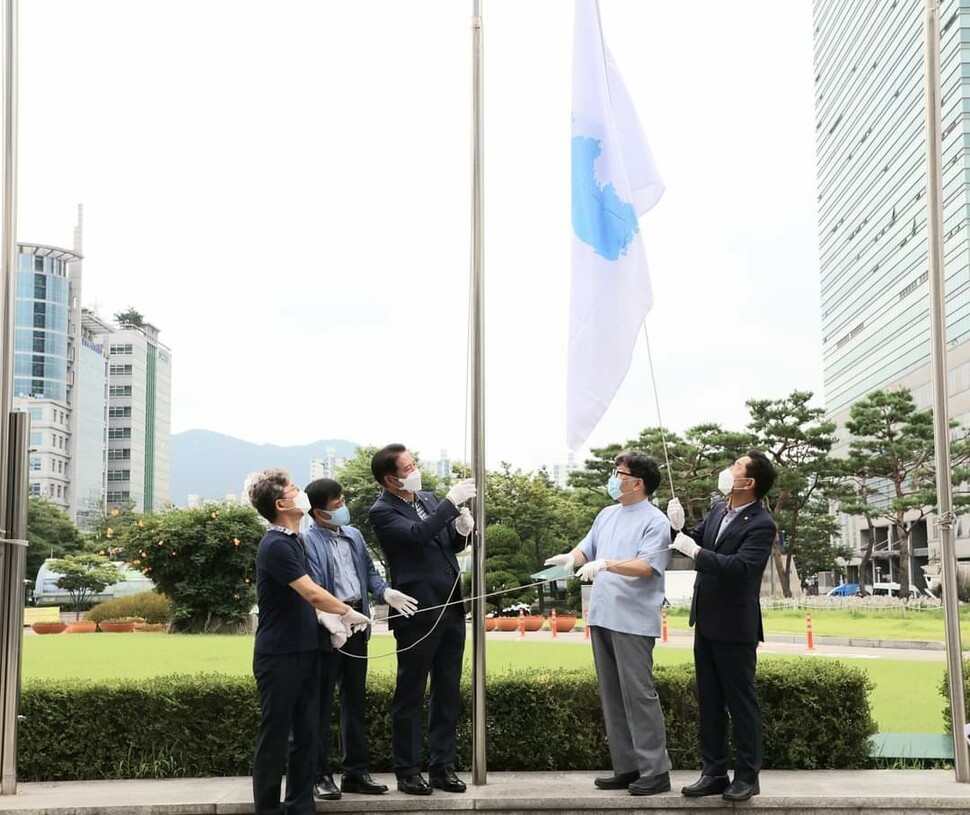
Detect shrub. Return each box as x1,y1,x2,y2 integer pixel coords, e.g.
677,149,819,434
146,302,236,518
938,657,970,732
120,505,264,633
18,662,875,780
86,591,172,624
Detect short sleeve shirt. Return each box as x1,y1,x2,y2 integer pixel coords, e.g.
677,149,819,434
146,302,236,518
254,528,317,654
578,499,671,637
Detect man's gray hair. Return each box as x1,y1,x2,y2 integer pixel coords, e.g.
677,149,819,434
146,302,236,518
248,468,290,523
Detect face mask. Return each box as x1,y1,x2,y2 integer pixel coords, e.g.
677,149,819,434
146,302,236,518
717,468,735,496
399,470,422,493
282,490,311,515
323,505,350,526
607,475,624,500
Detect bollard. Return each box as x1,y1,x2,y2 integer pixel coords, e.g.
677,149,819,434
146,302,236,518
584,609,590,640
661,606,668,643
806,612,815,651
518,607,526,639
550,608,558,639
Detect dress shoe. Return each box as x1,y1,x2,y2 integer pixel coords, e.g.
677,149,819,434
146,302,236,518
681,773,730,797
628,771,670,796
396,773,432,795
723,777,760,801
313,775,341,800
430,768,467,793
341,772,388,795
593,770,639,790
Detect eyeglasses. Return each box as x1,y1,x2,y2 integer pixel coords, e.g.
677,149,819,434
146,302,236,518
611,469,635,479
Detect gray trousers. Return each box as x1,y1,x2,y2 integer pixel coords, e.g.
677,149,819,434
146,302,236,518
590,626,671,777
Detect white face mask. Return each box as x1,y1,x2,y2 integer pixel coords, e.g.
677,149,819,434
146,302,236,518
292,490,311,514
399,470,422,493
717,468,735,496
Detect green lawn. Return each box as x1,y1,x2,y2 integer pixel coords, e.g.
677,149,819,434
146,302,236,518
22,632,948,734
664,605,968,642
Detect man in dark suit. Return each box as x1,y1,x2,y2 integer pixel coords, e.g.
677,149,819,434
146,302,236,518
303,478,419,800
667,451,776,803
368,444,476,796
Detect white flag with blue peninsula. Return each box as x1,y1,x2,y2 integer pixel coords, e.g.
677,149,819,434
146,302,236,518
567,0,664,452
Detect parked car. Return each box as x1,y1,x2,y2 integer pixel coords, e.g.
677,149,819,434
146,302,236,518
827,582,861,597
869,582,934,598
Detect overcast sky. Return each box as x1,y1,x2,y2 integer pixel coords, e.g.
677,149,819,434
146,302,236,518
17,1,822,471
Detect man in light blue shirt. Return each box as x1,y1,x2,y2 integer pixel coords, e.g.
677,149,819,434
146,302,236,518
545,451,671,796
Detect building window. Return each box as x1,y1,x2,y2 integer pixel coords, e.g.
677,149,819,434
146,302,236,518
109,364,132,376
108,406,132,418
107,469,130,482
29,431,41,446
29,482,40,496
107,448,130,461
29,457,40,471
108,427,132,440
106,490,130,502
109,344,133,355
55,484,62,498
108,385,132,397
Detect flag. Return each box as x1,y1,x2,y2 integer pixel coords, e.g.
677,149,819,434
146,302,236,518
567,0,663,452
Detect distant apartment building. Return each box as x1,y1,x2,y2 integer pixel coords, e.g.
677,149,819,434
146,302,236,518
310,447,347,481
15,210,172,524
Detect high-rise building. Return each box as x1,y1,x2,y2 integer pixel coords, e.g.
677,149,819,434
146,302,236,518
814,3,970,576
73,311,110,529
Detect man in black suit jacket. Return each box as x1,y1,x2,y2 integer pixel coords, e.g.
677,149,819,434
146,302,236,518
668,451,776,803
368,444,476,797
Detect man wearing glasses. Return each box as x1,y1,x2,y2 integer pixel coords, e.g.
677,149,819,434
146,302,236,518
544,451,672,796
246,469,371,815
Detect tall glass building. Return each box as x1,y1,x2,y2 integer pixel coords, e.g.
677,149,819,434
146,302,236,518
814,1,970,574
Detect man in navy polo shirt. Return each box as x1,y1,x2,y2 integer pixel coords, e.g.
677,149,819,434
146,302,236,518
248,468,371,815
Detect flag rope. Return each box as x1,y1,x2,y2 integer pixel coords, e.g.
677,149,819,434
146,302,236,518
642,320,677,498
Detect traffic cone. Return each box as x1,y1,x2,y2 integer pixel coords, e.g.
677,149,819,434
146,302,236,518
550,608,558,639
518,608,525,639
584,610,590,640
806,612,815,650
661,606,668,643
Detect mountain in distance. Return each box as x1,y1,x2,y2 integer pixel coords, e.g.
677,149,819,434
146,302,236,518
169,429,358,506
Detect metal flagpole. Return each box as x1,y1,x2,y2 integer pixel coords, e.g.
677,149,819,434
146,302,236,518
469,0,487,786
0,0,20,795
923,0,969,783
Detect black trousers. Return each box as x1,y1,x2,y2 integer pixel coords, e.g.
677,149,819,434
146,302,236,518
391,607,465,777
317,629,369,777
252,649,320,815
693,631,762,782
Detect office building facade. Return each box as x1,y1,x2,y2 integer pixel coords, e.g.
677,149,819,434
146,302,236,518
814,1,970,580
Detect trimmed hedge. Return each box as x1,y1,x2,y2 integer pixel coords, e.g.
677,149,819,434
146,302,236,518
86,591,173,625
19,661,874,781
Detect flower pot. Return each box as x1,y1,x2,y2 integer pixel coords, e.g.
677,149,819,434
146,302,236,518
495,617,519,632
550,615,577,633
31,622,67,635
522,616,544,632
65,621,96,634
99,622,136,633
484,617,496,631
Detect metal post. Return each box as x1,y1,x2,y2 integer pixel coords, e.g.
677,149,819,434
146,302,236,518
469,0,487,787
924,0,970,782
0,0,17,795
0,414,27,794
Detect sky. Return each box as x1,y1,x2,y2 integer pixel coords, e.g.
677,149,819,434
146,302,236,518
17,1,823,472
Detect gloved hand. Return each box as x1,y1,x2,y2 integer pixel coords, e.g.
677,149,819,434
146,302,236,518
543,553,576,575
667,498,685,531
316,610,348,649
455,507,475,536
340,607,372,636
577,559,607,582
669,532,701,559
446,478,477,506
383,588,418,617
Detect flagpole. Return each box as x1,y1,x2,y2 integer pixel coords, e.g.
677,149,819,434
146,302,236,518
923,0,969,782
469,0,487,786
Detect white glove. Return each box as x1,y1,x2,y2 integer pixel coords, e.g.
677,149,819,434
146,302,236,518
669,532,701,559
383,588,419,617
340,607,372,636
446,478,477,506
316,610,348,649
543,553,576,575
667,498,685,531
455,507,475,536
577,559,607,582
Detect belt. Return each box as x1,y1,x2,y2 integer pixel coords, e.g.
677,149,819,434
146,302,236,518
344,598,363,612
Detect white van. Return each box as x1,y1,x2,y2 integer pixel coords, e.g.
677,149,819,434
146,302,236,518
868,582,933,598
